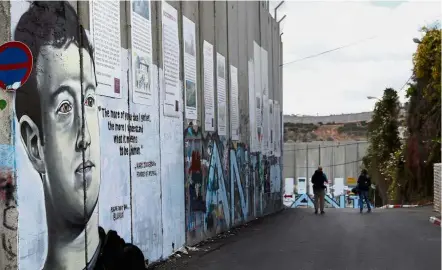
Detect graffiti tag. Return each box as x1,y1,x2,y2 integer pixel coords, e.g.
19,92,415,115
110,204,130,221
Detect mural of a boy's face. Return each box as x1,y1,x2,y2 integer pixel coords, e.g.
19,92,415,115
21,42,100,226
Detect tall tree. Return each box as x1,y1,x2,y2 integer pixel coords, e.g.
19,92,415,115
363,88,401,204
404,25,441,201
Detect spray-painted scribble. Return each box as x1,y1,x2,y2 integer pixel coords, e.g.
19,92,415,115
185,126,232,242
185,123,204,236
231,144,250,225
0,170,14,205
0,169,17,270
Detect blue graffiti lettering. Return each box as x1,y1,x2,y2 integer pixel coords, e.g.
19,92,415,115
205,142,231,229
230,149,248,221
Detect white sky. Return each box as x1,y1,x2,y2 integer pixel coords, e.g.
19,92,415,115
271,0,441,116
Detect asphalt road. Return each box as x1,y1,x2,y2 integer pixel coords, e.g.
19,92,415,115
159,207,441,270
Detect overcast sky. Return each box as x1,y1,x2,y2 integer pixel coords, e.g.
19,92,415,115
271,0,441,116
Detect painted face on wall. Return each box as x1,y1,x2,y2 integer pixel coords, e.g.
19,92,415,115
33,44,100,225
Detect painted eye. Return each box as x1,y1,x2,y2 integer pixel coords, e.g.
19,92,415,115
85,96,95,107
57,102,72,114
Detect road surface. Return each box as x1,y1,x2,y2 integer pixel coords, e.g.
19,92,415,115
155,207,440,270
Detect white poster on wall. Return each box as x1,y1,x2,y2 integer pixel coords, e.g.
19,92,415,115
262,97,269,154
269,99,274,155
203,40,215,131
90,1,122,98
162,2,180,118
278,102,281,157
261,48,269,154
183,16,198,120
253,42,262,151
130,63,163,259
230,65,239,141
131,0,154,105
96,49,133,245
248,59,257,151
217,53,227,136
97,97,132,243
274,101,281,157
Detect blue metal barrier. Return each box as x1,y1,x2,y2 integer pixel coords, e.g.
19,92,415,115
291,193,314,208
290,194,374,209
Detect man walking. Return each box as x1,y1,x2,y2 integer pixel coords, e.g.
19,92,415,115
357,169,372,213
311,166,328,214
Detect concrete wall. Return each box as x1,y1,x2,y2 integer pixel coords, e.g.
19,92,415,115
284,111,373,124
0,1,282,269
0,2,15,270
183,0,283,246
283,141,368,191
434,163,441,213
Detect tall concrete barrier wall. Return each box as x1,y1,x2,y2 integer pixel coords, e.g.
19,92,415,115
283,141,368,191
284,111,373,124
0,1,283,269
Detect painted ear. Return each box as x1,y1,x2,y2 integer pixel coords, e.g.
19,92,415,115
19,115,45,173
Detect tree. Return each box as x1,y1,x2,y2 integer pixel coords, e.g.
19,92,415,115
363,88,401,204
363,24,441,205
403,25,441,201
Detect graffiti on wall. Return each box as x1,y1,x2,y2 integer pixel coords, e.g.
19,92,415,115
205,136,230,231
185,124,231,237
185,126,234,240
0,168,17,270
231,144,250,225
249,152,283,217
184,121,283,242
185,123,203,234
0,24,32,270
12,2,145,269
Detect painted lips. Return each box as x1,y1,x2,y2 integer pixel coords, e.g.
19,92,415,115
76,160,95,189
75,160,95,174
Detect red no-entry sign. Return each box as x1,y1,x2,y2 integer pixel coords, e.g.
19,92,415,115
0,41,33,92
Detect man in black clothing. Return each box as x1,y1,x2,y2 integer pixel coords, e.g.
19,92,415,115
311,166,328,214
357,169,372,213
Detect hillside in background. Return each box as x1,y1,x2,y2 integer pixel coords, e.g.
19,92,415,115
284,121,368,142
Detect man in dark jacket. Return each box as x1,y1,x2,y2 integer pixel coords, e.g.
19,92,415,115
311,166,328,214
357,169,372,213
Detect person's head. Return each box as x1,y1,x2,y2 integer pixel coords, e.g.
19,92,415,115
14,1,100,228
361,169,368,175
317,166,323,172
